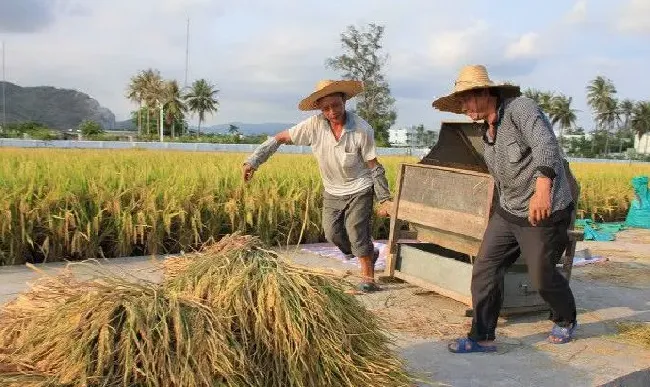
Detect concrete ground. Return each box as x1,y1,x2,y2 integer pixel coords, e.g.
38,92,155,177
1,230,649,387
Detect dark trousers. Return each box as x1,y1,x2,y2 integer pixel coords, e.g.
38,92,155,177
468,211,577,341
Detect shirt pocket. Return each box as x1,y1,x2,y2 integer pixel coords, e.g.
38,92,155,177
506,140,525,163
341,152,361,176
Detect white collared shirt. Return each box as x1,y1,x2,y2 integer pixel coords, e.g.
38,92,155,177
289,111,376,196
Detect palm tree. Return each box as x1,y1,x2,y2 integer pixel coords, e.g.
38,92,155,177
185,79,219,137
618,99,635,153
524,88,554,115
586,76,618,155
140,68,164,135
126,73,146,135
550,94,577,146
631,101,650,154
163,80,186,138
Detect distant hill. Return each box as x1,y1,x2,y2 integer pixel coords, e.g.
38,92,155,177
0,82,115,130
114,119,136,130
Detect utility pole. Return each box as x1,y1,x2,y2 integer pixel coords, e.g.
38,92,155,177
184,18,190,88
2,41,6,132
159,100,164,142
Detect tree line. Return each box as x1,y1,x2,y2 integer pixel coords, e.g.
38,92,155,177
524,76,650,156
122,23,649,155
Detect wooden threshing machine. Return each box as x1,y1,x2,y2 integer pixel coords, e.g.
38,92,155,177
384,121,583,316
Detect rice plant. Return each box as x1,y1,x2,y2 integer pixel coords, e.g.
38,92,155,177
0,147,647,265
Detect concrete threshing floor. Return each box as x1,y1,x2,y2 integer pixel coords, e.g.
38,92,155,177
1,229,649,387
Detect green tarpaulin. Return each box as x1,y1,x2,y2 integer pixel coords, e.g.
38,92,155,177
625,176,650,229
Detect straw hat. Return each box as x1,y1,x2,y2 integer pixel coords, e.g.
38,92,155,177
298,79,364,111
432,65,521,114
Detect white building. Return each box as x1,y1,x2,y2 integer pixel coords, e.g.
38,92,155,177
388,127,417,147
634,133,650,154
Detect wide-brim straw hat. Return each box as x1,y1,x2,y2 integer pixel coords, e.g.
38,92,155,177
298,80,364,111
432,65,521,114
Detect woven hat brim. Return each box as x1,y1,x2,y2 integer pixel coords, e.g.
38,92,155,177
298,80,364,111
432,84,521,114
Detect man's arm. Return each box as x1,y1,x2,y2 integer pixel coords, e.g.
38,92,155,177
244,130,292,170
242,117,315,181
359,128,392,216
366,158,392,204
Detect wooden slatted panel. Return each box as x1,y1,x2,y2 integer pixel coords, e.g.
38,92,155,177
399,164,492,218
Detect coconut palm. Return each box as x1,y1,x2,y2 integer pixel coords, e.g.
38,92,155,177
631,101,650,154
618,99,635,153
550,94,577,145
524,88,554,115
185,79,219,137
126,73,146,135
162,80,186,138
139,68,164,135
587,76,618,155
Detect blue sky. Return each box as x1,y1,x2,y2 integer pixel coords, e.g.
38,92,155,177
1,0,648,132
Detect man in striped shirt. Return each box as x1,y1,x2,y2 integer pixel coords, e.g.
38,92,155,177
432,65,578,353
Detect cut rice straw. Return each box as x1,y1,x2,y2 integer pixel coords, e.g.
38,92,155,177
0,234,417,387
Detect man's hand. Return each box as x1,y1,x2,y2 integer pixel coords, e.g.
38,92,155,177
376,200,393,218
242,163,256,182
528,177,552,226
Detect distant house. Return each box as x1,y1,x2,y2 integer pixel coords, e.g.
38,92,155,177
634,133,650,155
388,127,416,147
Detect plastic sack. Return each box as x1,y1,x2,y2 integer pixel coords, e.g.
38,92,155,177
625,176,650,229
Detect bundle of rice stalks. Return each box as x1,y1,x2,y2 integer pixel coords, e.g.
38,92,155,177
162,232,263,279
165,245,413,387
1,268,248,387
1,238,415,386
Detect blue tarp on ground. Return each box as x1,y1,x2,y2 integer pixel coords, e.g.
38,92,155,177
574,219,625,241
625,176,650,229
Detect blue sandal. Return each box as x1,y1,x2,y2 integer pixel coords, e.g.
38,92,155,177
448,338,497,353
548,322,577,344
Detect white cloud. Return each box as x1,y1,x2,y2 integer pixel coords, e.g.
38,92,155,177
565,0,588,24
616,0,650,34
505,33,541,60
0,0,645,134
428,21,490,68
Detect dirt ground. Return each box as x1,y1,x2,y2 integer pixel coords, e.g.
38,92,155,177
572,228,650,288
283,228,650,342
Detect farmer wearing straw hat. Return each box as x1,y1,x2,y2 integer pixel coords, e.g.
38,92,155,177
432,65,578,353
242,80,393,294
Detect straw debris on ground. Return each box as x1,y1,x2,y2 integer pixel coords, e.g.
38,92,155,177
0,234,416,387
615,322,650,349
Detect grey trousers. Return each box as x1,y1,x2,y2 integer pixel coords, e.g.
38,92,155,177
322,186,375,258
468,210,577,341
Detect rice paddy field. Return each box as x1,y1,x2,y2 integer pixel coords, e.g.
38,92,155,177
1,148,649,265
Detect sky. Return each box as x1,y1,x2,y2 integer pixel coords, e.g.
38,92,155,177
0,0,648,131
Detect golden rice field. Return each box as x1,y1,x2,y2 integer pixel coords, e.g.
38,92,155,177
0,148,648,265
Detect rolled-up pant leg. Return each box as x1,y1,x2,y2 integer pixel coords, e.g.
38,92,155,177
321,187,374,258
322,192,353,256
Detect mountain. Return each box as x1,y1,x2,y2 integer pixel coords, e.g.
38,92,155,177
0,82,115,130
201,122,295,136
